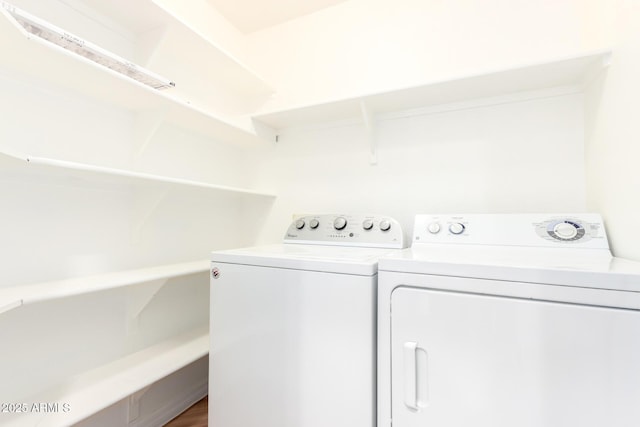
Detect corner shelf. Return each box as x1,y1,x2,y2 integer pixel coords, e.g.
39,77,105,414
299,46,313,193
252,50,612,163
0,259,210,315
0,327,209,427
0,5,264,145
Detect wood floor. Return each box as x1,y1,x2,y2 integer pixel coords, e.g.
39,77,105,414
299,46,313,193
164,396,207,427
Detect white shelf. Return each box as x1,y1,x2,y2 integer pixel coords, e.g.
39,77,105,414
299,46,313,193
253,50,612,130
0,5,263,145
0,259,210,315
79,0,274,101
1,328,209,427
0,150,276,199
149,0,274,101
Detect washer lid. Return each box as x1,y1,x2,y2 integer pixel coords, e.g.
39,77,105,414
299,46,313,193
378,245,640,293
212,244,400,275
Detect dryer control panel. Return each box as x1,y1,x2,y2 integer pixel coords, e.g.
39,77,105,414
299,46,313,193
413,213,609,249
284,214,405,248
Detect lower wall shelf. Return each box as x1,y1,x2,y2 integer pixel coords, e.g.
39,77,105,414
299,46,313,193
0,327,209,427
0,260,209,315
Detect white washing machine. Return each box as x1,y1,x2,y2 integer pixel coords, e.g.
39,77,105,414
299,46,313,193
378,214,640,427
210,214,405,427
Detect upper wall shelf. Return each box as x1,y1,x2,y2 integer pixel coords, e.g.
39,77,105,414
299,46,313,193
148,0,274,109
0,3,268,145
253,50,612,130
252,50,611,164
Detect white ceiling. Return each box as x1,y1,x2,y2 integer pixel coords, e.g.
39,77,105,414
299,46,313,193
206,0,348,34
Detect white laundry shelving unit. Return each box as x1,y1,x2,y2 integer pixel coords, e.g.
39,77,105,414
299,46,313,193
1,327,209,427
252,50,611,163
0,0,275,416
0,0,274,145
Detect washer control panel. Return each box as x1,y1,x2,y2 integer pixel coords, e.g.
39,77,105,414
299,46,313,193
284,214,405,248
413,214,609,249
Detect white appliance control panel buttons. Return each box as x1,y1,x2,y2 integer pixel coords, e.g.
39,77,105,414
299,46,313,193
427,222,441,234
449,223,465,235
284,214,405,248
333,217,348,230
413,214,609,249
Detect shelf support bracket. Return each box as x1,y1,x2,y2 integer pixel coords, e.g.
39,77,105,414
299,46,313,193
136,24,170,68
128,386,151,422
0,299,23,315
360,100,377,165
251,118,279,143
131,188,170,244
134,110,168,159
126,279,168,333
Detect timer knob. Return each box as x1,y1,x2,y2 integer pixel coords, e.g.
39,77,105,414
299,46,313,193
362,219,374,230
309,219,320,229
333,217,348,230
449,223,465,235
554,222,578,239
380,219,391,232
427,222,441,234
295,219,305,230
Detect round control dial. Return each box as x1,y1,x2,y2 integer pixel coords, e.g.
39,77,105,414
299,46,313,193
379,219,391,232
295,219,305,230
547,220,585,241
554,222,577,239
449,222,465,235
309,219,319,229
362,219,374,230
427,222,441,234
333,217,348,230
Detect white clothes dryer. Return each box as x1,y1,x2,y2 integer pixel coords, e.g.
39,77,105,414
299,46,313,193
378,214,640,427
210,214,405,427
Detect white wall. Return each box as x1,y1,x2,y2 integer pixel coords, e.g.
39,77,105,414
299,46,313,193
246,92,587,244
241,0,604,244
585,0,640,260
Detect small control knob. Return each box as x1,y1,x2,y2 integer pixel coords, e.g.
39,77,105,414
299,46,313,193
449,222,465,235
295,219,305,230
362,219,374,230
427,222,441,234
554,222,578,240
333,217,348,230
309,219,320,229
379,219,391,232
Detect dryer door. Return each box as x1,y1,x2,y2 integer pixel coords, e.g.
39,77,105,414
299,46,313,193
391,284,640,427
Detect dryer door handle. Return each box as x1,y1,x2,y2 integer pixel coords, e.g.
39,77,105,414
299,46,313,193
403,341,419,410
